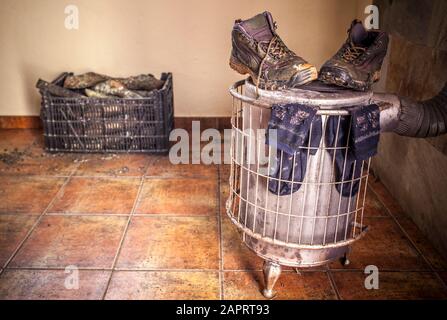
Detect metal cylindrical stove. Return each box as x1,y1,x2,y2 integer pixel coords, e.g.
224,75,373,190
227,80,382,298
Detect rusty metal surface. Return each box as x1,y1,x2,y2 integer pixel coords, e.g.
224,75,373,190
243,79,373,108
236,79,401,132
262,260,282,299
244,234,350,268
371,92,401,132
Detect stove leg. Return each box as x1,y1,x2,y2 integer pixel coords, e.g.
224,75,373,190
262,260,282,299
340,252,350,266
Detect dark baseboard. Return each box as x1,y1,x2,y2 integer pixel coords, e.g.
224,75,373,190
174,117,230,131
0,116,42,129
0,116,231,130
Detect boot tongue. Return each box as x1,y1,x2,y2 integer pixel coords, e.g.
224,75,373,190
349,20,368,46
241,11,274,41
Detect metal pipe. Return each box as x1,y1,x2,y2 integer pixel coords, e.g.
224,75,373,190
371,83,447,137
393,83,447,138
370,92,400,132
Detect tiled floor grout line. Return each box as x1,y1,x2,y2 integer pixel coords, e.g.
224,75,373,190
44,212,131,217
360,215,396,219
143,175,217,180
369,184,447,291
328,268,439,273
126,213,217,217
70,175,214,180
71,175,142,179
326,270,341,300
62,175,143,179
368,184,440,272
42,212,217,217
2,210,217,219
3,265,341,272
100,177,148,297
0,174,72,178
5,267,223,272
434,272,447,291
0,213,41,217
0,162,81,275
0,174,219,180
6,266,115,271
100,157,152,300
217,165,224,300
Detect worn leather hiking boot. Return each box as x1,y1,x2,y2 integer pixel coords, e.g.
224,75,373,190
319,20,388,91
116,74,164,91
93,80,142,98
63,72,110,89
230,11,317,90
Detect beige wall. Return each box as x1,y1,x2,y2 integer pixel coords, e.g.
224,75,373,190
0,0,366,117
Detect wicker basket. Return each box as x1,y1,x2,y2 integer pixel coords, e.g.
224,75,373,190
39,72,173,153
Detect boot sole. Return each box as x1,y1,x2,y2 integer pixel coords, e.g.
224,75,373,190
229,56,318,90
319,68,380,92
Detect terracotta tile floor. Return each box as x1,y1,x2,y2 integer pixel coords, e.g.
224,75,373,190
0,129,446,300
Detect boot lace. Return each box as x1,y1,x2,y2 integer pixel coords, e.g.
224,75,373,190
267,37,293,60
259,36,293,60
341,42,366,62
256,36,293,96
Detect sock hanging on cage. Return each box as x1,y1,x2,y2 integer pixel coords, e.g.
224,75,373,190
266,103,322,195
350,103,380,160
266,103,318,154
326,104,380,197
268,116,322,195
326,115,361,197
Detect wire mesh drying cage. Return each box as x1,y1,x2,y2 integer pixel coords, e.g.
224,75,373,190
227,79,377,298
39,72,173,153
